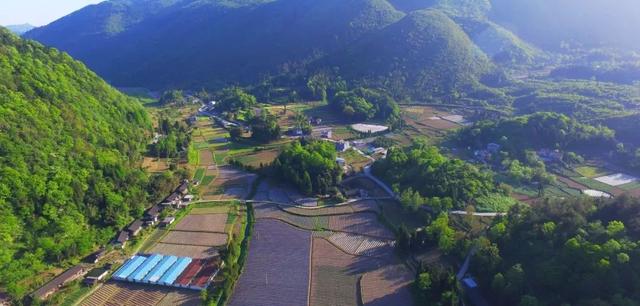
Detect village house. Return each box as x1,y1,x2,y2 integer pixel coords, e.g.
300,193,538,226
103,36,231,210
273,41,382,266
309,117,322,125
115,230,129,249
537,148,563,163
321,129,332,139
84,248,107,264
127,220,144,237
336,141,350,152
144,205,162,226
176,180,189,196
161,192,182,207
32,265,86,300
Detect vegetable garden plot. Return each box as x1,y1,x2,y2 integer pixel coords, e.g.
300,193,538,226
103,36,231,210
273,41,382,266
283,205,355,216
150,243,219,258
174,214,228,233
328,213,395,239
360,265,414,306
228,220,311,306
327,232,395,257
80,282,170,306
161,231,228,246
594,173,638,186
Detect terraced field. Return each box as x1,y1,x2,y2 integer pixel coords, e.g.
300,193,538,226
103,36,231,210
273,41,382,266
80,282,199,306
228,219,311,306
328,213,395,239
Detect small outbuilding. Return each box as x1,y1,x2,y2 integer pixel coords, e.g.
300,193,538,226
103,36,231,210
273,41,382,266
160,217,176,227
84,268,109,286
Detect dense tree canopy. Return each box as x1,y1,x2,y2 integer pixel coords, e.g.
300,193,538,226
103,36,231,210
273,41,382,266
458,112,615,156
372,145,496,209
272,140,342,195
473,196,640,305
0,29,151,298
249,109,281,143
158,89,186,106
216,87,257,113
150,118,191,158
330,87,401,123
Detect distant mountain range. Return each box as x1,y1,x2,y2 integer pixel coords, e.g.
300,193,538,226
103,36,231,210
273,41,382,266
23,0,640,92
5,23,35,35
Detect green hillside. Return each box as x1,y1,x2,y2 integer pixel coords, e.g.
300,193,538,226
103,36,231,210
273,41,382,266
25,0,405,89
324,9,493,98
0,29,150,298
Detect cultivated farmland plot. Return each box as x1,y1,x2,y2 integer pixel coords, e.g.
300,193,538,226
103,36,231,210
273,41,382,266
351,124,389,133
255,205,329,230
360,265,414,306
161,231,228,246
149,243,219,258
80,281,199,306
228,220,311,306
174,214,228,233
594,173,638,186
328,232,395,257
310,238,409,306
328,213,395,239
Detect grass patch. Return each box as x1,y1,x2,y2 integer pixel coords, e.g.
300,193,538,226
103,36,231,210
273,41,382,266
475,194,518,213
572,177,615,193
56,281,92,306
188,143,199,166
139,228,167,253
575,166,610,178
194,168,205,181
201,175,215,186
618,181,640,191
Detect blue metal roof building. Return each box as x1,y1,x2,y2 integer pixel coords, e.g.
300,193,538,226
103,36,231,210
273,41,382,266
143,255,178,284
159,257,192,286
127,254,163,282
113,256,147,280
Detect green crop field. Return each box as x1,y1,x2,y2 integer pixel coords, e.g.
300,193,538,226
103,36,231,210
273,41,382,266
575,165,610,178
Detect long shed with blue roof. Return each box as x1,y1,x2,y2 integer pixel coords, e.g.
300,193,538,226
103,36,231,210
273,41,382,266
143,255,178,284
127,254,163,282
112,255,146,280
159,257,192,286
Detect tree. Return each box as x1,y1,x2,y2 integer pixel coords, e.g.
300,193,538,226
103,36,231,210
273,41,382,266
272,140,342,195
426,214,455,253
229,126,243,141
250,109,281,143
217,87,257,113
159,90,185,105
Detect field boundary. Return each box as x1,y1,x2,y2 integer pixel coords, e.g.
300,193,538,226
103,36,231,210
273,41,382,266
255,216,394,241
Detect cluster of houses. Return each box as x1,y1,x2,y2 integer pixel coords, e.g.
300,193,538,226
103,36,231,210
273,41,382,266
474,142,564,165
115,180,192,249
31,180,195,301
336,140,387,157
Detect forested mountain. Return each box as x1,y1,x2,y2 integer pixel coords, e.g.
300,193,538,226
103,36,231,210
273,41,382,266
0,29,150,298
489,0,640,50
4,24,35,35
321,9,493,99
23,0,538,95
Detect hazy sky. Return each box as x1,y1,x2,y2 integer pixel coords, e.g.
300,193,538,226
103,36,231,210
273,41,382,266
0,0,103,26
